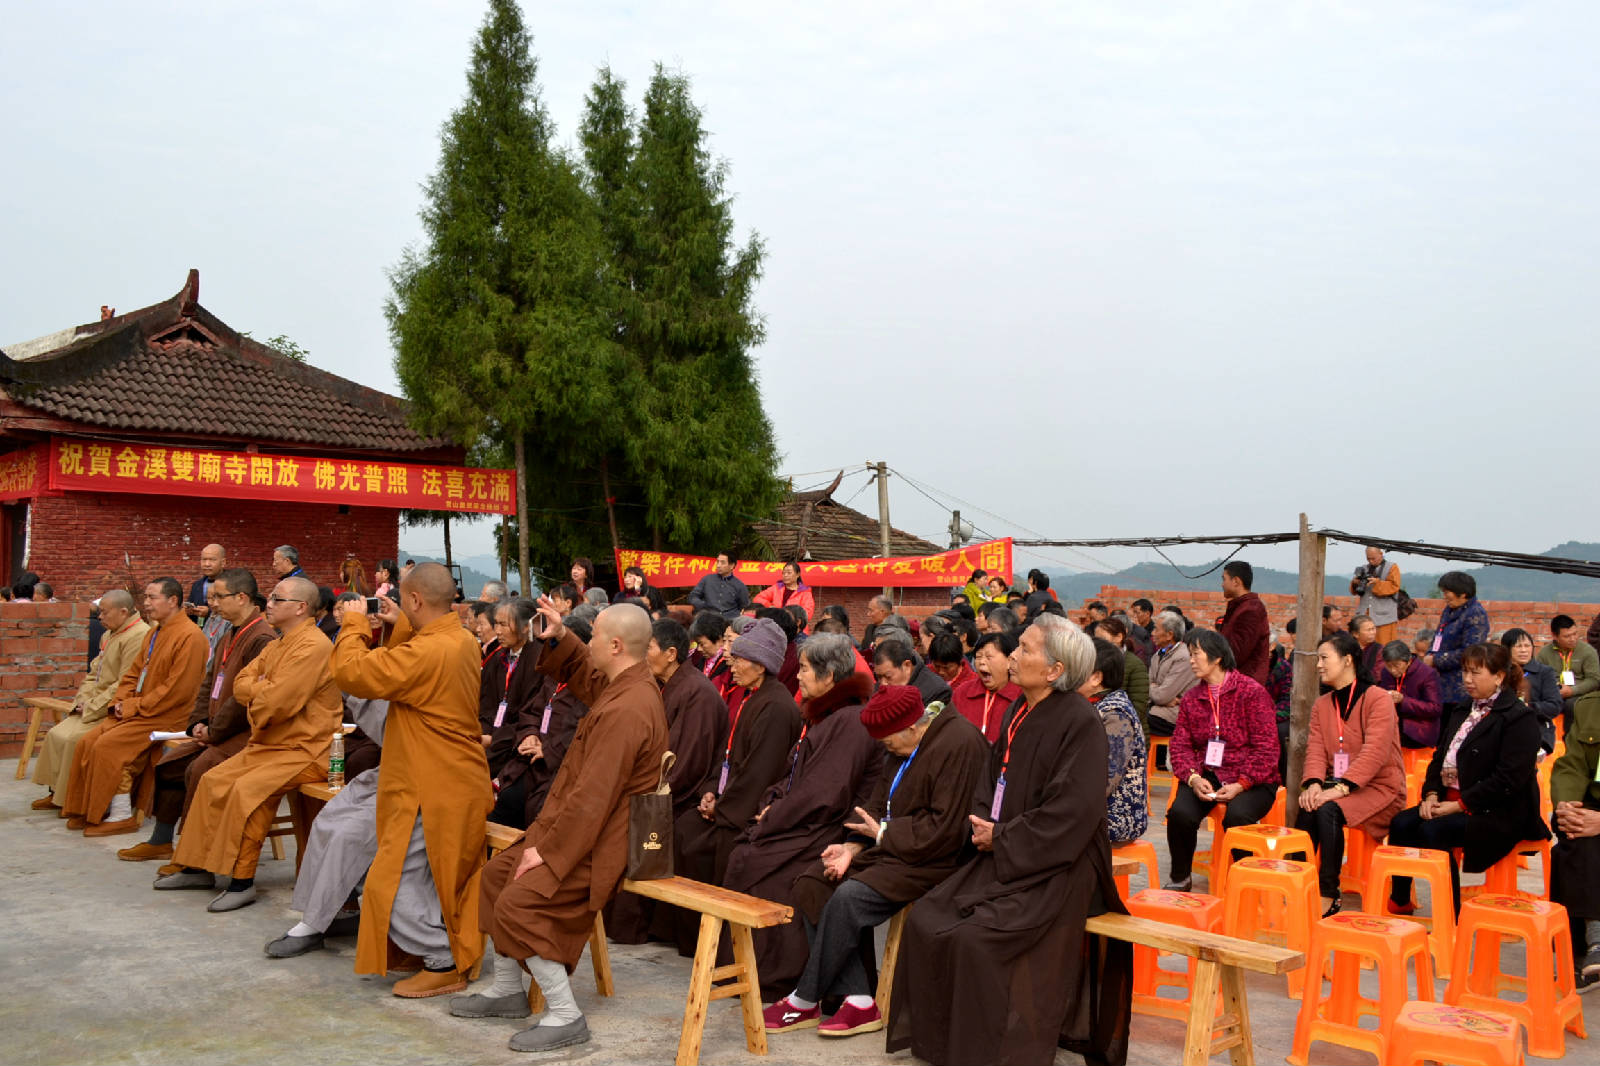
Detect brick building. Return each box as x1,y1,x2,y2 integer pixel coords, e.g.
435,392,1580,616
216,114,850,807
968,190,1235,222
0,269,469,599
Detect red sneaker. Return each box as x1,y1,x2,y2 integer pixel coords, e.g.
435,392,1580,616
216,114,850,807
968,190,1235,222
819,1000,884,1037
762,996,820,1033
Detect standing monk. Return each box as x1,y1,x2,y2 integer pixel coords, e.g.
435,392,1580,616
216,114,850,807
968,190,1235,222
455,600,667,1054
31,590,148,811
63,578,208,835
330,562,491,999
156,576,343,911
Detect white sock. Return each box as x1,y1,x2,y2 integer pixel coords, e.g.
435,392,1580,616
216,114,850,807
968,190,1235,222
844,994,875,1009
286,922,319,938
526,955,582,1025
786,991,817,1010
490,953,525,998
106,793,132,822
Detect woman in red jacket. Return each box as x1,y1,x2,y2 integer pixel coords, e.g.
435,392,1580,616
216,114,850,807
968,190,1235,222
752,561,816,625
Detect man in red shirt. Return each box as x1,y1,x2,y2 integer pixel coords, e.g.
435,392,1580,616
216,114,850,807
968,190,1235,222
1216,561,1271,686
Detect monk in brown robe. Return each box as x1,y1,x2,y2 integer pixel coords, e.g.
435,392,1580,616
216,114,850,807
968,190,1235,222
721,633,881,997
155,576,343,910
608,615,729,944
31,589,148,811
331,562,491,999
886,615,1133,1066
121,567,275,864
457,600,667,1055
63,577,208,835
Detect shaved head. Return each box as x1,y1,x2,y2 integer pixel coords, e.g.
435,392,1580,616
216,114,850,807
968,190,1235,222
595,603,651,658
402,561,456,609
280,576,319,605
100,589,135,613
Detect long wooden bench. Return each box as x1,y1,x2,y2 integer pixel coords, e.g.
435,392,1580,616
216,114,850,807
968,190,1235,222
15,696,72,779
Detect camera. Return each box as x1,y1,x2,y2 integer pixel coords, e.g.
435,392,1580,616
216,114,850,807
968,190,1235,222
365,596,382,613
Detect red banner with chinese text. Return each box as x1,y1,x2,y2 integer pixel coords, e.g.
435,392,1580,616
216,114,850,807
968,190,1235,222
46,437,515,514
0,444,46,502
614,538,1013,589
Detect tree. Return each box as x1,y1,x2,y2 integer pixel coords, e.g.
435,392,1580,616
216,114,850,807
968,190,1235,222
387,0,625,592
579,66,783,555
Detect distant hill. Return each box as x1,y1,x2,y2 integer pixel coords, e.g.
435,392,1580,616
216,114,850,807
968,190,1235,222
397,552,504,600
1052,541,1600,605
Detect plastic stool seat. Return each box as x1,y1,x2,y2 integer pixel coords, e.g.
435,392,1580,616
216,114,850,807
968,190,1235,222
1113,839,1159,901
1387,1002,1525,1066
1126,888,1224,1024
1445,895,1586,1059
1215,823,1313,895
1288,912,1435,1065
1464,839,1551,902
1223,856,1317,998
1365,845,1457,978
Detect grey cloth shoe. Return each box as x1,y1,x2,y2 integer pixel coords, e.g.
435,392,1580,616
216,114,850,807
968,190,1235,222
508,1017,590,1053
264,932,325,958
153,870,215,890
207,885,257,912
450,992,533,1019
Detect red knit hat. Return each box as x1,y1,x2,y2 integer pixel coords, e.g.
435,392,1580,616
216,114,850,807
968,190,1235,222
860,685,925,740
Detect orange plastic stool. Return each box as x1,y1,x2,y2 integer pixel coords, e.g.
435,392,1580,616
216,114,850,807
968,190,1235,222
1190,805,1226,887
1340,824,1381,898
1126,888,1224,1023
1403,746,1434,775
1215,823,1313,896
1387,1002,1525,1066
1113,839,1159,900
1223,857,1317,998
1288,912,1435,1065
1466,839,1552,902
1365,845,1457,978
1264,784,1287,826
1445,895,1586,1059
1406,769,1425,806
1146,736,1171,816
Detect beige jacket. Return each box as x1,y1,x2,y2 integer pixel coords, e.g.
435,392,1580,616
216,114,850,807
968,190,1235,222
75,617,151,723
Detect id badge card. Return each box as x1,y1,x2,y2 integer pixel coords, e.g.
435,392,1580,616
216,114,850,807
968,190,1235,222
1332,752,1350,778
1562,671,1577,687
1430,632,1443,653
1204,739,1226,767
211,673,224,700
540,701,553,734
136,667,149,694
990,774,1006,820
493,700,508,729
717,759,730,794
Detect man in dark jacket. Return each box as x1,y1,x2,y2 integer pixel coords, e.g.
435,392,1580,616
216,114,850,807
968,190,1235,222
872,638,952,707
1216,560,1271,686
687,552,751,617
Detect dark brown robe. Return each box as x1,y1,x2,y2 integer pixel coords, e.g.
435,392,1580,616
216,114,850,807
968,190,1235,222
479,634,668,966
721,672,882,996
885,689,1133,1066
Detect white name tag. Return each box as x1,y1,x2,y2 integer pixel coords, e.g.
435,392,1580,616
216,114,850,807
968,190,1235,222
540,701,553,734
990,776,1007,820
1204,739,1226,767
717,760,730,794
1562,671,1576,687
1332,752,1349,778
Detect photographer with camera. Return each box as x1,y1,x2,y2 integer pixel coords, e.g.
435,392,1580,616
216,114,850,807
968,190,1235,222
1350,546,1403,644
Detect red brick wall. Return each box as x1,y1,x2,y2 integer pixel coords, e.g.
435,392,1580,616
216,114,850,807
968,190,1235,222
1082,585,1600,648
812,586,951,642
0,601,91,757
26,492,400,602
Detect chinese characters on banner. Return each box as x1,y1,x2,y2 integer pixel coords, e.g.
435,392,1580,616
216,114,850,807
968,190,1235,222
614,539,1013,589
46,437,516,515
0,444,46,502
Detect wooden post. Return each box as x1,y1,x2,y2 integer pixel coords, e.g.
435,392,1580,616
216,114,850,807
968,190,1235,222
498,515,508,586
1286,513,1325,817
875,460,892,599
514,435,530,596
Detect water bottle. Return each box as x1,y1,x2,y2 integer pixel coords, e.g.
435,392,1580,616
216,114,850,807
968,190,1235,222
328,730,345,791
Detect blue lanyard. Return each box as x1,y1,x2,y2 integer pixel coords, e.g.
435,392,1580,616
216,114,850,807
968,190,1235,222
884,745,920,823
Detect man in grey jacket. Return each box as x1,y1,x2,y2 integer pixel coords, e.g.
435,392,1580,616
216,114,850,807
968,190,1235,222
688,552,751,617
1146,611,1198,737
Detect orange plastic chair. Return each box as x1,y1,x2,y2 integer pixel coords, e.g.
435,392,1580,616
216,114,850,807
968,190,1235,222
1113,839,1159,900
1190,805,1226,887
1146,736,1172,817
1339,824,1381,898
1405,769,1425,806
1288,912,1435,1065
1387,1002,1525,1066
1223,856,1318,998
1214,823,1313,896
1465,839,1552,902
1365,845,1457,978
1403,746,1434,776
1125,888,1225,1023
1445,895,1586,1060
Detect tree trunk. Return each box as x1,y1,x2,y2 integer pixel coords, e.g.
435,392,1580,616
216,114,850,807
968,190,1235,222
443,515,453,569
515,434,531,596
600,457,622,562
499,515,509,586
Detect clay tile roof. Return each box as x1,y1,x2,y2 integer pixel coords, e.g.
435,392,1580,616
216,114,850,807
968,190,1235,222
751,482,942,562
0,270,441,453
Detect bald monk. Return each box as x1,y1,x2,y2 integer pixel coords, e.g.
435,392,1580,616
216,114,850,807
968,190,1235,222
155,576,343,910
454,600,667,1054
32,590,149,811
331,561,491,999
63,578,208,835
187,542,231,662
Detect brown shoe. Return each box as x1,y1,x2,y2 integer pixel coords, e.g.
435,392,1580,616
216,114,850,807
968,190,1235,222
84,816,142,837
392,968,467,999
157,862,183,876
118,841,174,862
65,815,87,830
387,940,424,974
31,795,61,811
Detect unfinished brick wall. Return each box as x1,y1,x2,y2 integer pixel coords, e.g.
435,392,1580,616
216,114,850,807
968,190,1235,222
0,601,91,757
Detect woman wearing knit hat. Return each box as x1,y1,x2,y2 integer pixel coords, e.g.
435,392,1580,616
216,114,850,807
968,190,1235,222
764,684,990,1037
722,632,880,1000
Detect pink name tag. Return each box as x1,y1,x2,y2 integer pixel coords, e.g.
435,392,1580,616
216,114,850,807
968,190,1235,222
493,700,508,729
990,776,1006,820
211,673,224,700
540,701,553,734
1431,633,1443,653
1204,739,1226,767
1332,752,1349,778
717,760,730,794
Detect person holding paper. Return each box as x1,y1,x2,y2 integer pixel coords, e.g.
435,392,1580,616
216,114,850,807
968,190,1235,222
1295,631,1406,916
62,578,208,836
155,576,341,911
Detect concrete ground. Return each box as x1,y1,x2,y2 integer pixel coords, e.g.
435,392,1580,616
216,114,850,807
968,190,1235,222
4,760,1597,1065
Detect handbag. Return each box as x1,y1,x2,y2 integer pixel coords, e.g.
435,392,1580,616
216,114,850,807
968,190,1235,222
1395,588,1418,621
625,750,675,880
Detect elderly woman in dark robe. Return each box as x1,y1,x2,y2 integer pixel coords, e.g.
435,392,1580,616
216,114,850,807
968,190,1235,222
886,614,1132,1066
720,632,880,997
761,684,990,1037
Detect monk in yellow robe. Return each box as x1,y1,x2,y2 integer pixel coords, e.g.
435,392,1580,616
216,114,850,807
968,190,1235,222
330,561,490,999
63,578,208,835
155,576,343,911
31,589,148,810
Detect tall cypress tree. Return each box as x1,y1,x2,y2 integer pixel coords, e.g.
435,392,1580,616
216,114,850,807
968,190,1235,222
388,0,625,590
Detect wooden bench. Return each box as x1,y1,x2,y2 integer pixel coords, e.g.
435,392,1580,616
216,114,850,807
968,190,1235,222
15,696,72,779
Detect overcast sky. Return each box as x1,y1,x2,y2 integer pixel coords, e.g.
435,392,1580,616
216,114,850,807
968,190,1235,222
5,1,1597,587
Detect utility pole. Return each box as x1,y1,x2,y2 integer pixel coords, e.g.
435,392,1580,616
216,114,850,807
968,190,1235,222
948,509,962,550
874,460,892,600
1286,512,1326,818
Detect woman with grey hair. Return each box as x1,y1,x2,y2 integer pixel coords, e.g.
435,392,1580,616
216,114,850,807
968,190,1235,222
887,615,1131,1065
1148,611,1197,739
